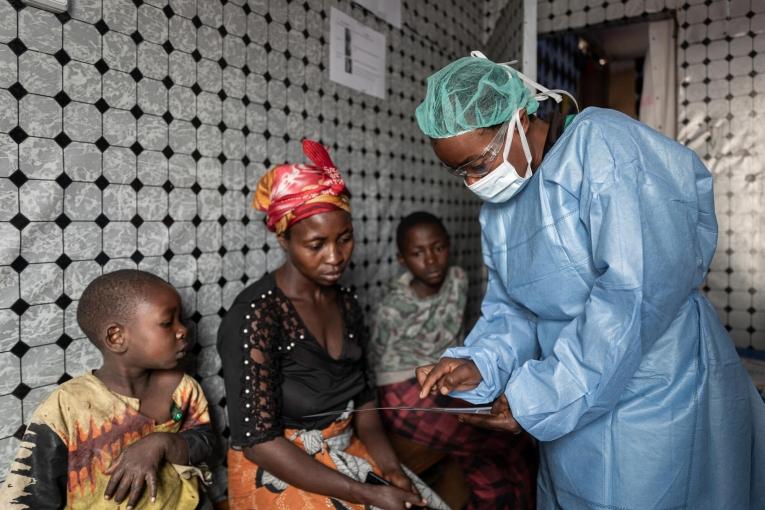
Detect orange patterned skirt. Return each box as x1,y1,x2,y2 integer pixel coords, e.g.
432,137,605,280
227,417,379,510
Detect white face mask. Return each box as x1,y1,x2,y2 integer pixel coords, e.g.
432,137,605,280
467,109,533,203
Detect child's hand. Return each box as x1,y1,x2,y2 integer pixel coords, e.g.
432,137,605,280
416,357,483,398
103,432,172,509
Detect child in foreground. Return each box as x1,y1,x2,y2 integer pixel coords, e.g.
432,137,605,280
369,211,538,509
0,269,215,510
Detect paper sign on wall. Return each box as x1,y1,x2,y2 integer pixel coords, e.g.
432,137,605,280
353,0,402,29
329,7,386,100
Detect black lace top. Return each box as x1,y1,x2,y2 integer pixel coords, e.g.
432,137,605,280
217,272,376,447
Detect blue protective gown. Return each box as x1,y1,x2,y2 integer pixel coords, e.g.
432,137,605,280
446,108,765,509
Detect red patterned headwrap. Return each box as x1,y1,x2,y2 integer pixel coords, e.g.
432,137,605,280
253,140,351,234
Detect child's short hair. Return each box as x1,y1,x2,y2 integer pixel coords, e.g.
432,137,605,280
396,211,449,251
77,269,170,346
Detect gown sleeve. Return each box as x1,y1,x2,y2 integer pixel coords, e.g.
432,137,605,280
505,123,711,441
444,226,540,404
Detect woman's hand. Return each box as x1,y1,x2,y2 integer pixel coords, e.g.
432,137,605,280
458,394,522,434
355,482,427,510
103,433,174,508
382,468,419,498
416,357,483,398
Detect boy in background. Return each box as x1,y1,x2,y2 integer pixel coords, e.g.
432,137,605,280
369,211,537,510
1,270,214,510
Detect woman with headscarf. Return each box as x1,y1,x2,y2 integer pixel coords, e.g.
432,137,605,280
414,53,765,509
217,140,447,510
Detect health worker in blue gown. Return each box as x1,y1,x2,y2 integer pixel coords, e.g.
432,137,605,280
414,52,765,509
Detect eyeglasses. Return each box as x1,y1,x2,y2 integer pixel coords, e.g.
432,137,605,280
443,122,509,179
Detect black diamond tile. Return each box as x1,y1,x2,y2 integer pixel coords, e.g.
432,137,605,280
10,213,30,231
218,57,227,69
242,95,250,106
8,38,27,56
217,153,227,164
263,129,271,140
95,19,109,35
55,254,71,270
217,276,227,287
191,149,201,161
12,382,30,398
131,30,144,45
163,146,174,158
130,177,143,192
241,243,249,253
55,172,72,189
191,216,201,228
162,111,173,124
57,372,73,384
11,256,28,273
162,76,174,89
94,98,110,114
56,334,73,349
217,184,227,195
95,251,109,265
131,249,144,263
242,156,250,166
10,297,29,316
190,311,202,323
263,101,271,111
10,341,29,358
162,40,174,55
218,25,227,37
217,215,227,225
191,49,202,62
263,71,271,81
8,82,27,100
217,121,227,132
54,132,72,149
9,169,28,188
162,180,174,193
130,214,144,228
163,4,174,18
54,49,71,66
55,212,71,229
218,246,227,256
94,214,109,229
218,90,227,101
191,116,201,128
242,35,251,46
262,242,270,253
94,175,110,190
191,183,201,194
9,126,28,144
130,105,144,119
241,215,249,225
163,248,174,260
130,67,144,82
191,83,202,95
130,141,144,155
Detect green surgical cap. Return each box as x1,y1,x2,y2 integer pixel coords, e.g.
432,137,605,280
415,56,539,139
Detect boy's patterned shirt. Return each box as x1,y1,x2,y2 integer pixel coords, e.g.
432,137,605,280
0,373,211,509
369,266,468,385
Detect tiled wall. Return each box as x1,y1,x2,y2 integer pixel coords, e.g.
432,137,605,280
0,0,487,491
538,0,765,353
